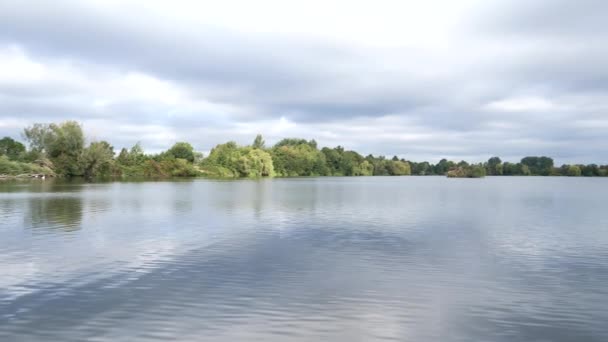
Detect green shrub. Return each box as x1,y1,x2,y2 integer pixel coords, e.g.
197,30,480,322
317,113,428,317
0,155,54,176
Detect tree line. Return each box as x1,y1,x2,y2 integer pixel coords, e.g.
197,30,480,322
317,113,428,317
1,121,607,179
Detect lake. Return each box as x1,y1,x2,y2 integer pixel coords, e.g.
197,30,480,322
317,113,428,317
1,177,607,341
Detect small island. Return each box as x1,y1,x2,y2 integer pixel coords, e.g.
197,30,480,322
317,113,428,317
1,121,607,180
446,165,487,178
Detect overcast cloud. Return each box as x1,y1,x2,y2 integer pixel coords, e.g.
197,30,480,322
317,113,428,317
0,0,606,163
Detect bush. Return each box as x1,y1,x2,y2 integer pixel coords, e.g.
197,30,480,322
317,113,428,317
566,165,582,177
202,142,275,177
0,155,54,176
199,165,237,178
447,164,486,178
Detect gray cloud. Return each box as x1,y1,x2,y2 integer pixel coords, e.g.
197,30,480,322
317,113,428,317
0,0,607,164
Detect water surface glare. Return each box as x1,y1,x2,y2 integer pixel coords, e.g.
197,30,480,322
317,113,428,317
1,177,607,341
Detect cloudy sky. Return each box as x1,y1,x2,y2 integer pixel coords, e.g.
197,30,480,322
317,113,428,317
0,0,606,163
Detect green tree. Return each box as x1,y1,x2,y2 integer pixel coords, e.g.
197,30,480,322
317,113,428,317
521,156,554,176
340,150,365,176
502,162,515,175
357,160,374,176
446,164,486,178
486,156,503,175
0,155,53,176
470,164,487,178
434,158,453,175
116,143,147,167
23,121,85,176
566,165,582,177
202,142,275,177
321,147,343,175
252,134,266,149
203,141,240,169
237,148,275,177
321,146,373,176
371,156,390,176
387,160,411,175
274,138,310,147
167,142,195,162
580,164,599,177
0,137,26,160
413,161,432,175
114,143,152,177
83,141,115,178
271,139,327,176
22,123,51,153
116,148,130,165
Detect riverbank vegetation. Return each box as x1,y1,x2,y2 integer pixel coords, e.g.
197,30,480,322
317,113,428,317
1,121,607,179
446,165,487,178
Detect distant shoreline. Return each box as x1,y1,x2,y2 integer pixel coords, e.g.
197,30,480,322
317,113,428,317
2,121,607,180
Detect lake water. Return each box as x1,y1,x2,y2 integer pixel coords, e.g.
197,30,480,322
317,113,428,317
1,177,607,341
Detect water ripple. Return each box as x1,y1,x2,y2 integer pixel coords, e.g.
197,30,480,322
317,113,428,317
1,177,607,341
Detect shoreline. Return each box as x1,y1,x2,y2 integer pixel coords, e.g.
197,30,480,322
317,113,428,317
0,173,52,180
2,174,605,183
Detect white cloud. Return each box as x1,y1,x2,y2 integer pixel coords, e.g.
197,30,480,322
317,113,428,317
110,0,482,47
0,0,607,163
484,96,559,112
0,45,49,83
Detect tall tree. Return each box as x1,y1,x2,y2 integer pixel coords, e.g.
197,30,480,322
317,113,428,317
83,141,115,178
271,139,327,176
0,137,26,160
566,165,582,177
521,156,554,176
486,156,503,175
23,121,85,176
252,134,265,149
167,142,195,162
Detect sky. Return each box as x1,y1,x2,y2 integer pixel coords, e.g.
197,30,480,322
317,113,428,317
0,0,606,164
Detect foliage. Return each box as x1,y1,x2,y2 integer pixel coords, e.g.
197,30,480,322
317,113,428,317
387,160,412,176
199,165,236,178
566,165,582,177
357,160,375,176
274,138,317,149
0,137,26,160
521,156,554,176
7,121,608,180
0,155,54,176
23,121,85,176
321,146,343,175
502,162,531,176
201,141,241,176
434,159,454,175
116,143,147,167
22,123,51,152
237,148,275,177
410,160,433,175
82,141,115,179
486,156,503,175
447,164,486,178
201,141,274,177
581,164,600,177
166,142,195,162
252,134,265,149
155,157,200,177
337,150,364,176
271,140,327,176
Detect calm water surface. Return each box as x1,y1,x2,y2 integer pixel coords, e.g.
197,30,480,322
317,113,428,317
1,177,607,341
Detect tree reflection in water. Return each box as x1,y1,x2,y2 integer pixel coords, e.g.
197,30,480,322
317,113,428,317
26,195,83,232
